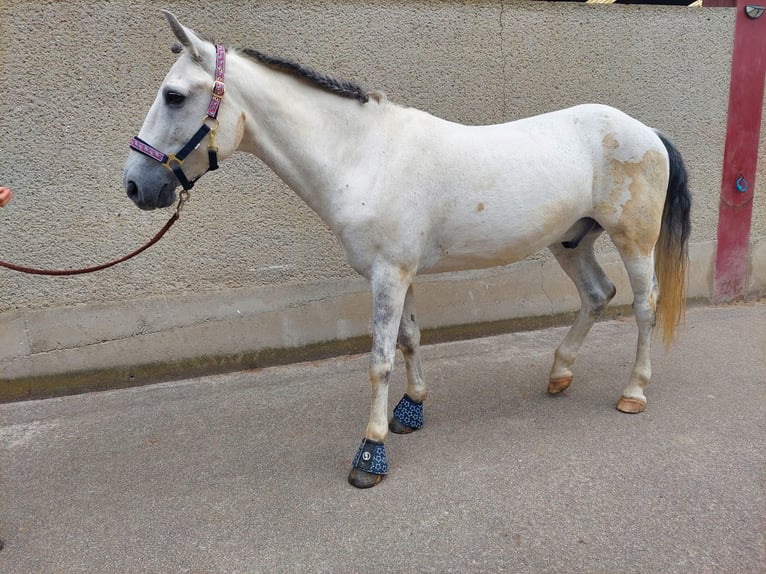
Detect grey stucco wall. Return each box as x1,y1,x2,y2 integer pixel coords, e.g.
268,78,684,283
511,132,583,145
0,1,763,390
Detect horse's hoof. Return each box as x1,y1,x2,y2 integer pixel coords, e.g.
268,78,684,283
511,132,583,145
616,397,646,413
348,467,384,489
389,416,418,434
548,375,573,395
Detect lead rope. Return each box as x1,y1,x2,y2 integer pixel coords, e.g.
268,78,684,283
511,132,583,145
0,190,188,276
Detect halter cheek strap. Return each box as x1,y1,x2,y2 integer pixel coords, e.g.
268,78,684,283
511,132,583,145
129,44,226,191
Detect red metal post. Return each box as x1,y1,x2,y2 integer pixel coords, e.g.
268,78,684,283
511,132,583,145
713,0,766,302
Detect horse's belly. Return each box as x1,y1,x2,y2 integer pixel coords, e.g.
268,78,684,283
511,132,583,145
417,181,591,274
420,214,572,274
422,246,535,274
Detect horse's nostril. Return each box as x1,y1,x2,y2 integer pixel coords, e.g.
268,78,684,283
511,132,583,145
126,180,138,201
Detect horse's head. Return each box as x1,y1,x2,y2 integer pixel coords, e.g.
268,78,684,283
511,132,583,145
124,11,241,210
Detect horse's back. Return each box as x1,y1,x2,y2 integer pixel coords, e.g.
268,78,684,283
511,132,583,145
384,102,664,201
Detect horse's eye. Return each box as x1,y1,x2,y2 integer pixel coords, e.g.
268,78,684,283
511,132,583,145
164,91,186,106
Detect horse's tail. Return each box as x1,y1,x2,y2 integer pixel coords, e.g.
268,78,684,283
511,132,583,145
654,131,692,348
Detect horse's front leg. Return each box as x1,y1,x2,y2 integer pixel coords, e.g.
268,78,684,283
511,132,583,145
389,284,427,434
348,265,411,489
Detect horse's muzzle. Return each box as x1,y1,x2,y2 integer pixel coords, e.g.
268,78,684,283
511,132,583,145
125,180,176,211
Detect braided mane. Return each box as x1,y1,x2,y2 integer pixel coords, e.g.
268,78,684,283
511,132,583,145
239,48,369,104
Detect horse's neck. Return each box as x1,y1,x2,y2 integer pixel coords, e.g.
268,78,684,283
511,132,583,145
229,53,379,221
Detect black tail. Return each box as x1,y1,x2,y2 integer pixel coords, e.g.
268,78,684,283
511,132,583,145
654,132,692,347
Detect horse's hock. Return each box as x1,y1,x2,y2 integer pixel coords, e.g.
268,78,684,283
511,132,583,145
0,1,762,413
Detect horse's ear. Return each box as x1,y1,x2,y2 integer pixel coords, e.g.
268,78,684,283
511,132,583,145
161,10,204,61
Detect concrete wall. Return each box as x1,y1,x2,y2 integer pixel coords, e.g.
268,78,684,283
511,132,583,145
0,1,763,397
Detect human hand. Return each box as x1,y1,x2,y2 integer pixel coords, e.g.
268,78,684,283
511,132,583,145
0,186,13,207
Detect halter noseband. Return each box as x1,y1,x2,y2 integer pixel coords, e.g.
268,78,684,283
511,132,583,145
129,45,226,191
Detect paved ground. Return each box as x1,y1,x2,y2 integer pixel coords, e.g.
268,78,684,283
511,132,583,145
1,302,764,573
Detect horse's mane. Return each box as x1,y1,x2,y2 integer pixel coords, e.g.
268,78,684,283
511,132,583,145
239,48,369,104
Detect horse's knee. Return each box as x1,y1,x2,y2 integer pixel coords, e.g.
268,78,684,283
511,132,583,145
369,358,394,385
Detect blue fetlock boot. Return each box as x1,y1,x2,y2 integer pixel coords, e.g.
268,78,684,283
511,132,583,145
389,394,424,434
348,438,388,488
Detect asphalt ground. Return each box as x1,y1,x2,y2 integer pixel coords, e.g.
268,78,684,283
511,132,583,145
1,302,764,573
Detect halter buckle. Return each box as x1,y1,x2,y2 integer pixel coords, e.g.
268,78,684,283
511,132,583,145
163,153,184,171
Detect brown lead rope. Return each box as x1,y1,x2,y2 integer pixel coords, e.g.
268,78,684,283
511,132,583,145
0,191,188,276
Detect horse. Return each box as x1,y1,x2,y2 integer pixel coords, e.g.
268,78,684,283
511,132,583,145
124,11,691,489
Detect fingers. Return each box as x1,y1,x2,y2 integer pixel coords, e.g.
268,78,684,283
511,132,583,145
0,186,13,207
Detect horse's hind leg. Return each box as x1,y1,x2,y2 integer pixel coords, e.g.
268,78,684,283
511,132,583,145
547,230,616,394
613,253,658,413
389,284,427,434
